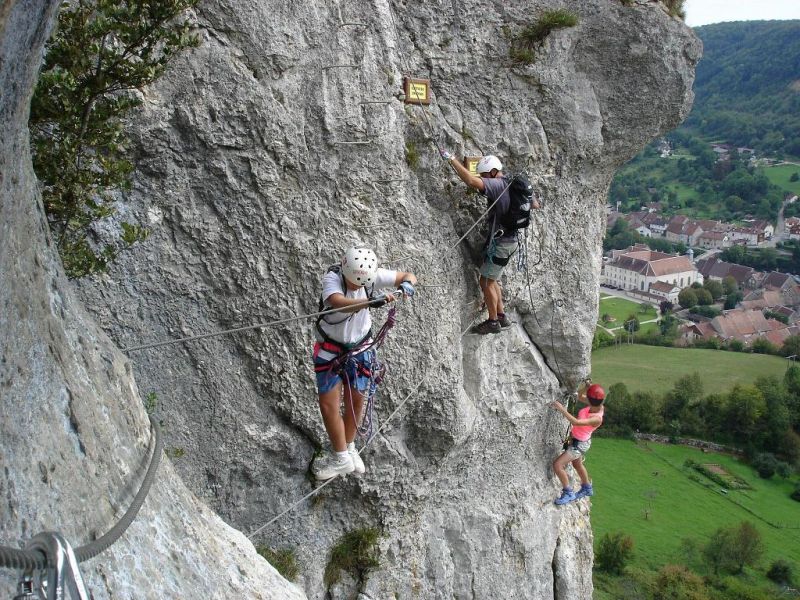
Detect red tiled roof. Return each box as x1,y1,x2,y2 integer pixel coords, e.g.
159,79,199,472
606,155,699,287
711,309,771,340
762,272,792,290
650,281,677,293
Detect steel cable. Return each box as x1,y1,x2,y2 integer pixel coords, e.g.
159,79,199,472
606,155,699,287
0,415,162,570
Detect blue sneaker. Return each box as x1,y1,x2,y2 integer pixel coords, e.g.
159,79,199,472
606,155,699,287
575,484,593,499
554,488,576,505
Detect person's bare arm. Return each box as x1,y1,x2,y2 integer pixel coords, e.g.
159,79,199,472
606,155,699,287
393,271,418,287
447,156,484,192
326,292,395,313
549,401,601,427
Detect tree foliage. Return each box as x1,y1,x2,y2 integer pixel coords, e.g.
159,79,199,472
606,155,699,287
703,522,763,575
678,288,697,309
30,0,199,278
596,532,634,575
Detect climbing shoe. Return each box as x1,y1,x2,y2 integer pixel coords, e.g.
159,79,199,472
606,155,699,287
554,488,576,505
347,442,365,475
470,319,501,335
574,483,593,499
497,313,512,329
313,451,354,481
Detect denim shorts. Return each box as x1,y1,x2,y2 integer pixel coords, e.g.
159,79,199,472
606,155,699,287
479,239,519,280
313,345,374,394
565,439,592,458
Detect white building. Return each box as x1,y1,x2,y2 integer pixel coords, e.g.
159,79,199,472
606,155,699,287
603,247,702,292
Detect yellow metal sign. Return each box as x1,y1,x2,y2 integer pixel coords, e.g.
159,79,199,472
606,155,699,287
464,157,481,176
403,77,431,105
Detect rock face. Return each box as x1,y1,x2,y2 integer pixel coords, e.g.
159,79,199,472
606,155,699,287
0,2,305,598
4,0,699,598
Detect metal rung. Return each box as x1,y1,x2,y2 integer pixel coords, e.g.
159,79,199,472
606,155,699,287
339,22,367,27
360,100,393,105
331,140,374,145
373,178,406,183
323,64,360,69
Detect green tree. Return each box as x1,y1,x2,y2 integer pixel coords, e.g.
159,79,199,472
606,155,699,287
790,172,799,183
678,288,698,309
595,532,634,575
694,288,713,306
664,373,704,424
30,0,200,278
724,291,743,310
725,385,766,443
703,522,763,575
781,335,800,358
722,275,738,295
623,314,640,333
751,338,777,355
703,279,723,301
653,564,710,600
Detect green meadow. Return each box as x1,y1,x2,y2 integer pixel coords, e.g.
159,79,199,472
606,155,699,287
591,345,789,396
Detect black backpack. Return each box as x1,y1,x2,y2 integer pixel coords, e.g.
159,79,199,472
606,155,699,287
498,174,534,232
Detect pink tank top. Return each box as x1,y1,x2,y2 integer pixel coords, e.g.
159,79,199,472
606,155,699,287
571,405,604,442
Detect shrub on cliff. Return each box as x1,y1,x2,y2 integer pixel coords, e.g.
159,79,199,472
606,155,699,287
30,0,199,278
509,10,578,64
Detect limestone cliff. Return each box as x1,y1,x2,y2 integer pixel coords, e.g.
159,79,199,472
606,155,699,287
0,2,305,598
2,0,699,598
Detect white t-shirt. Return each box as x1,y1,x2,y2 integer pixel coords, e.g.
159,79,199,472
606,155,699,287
317,267,398,346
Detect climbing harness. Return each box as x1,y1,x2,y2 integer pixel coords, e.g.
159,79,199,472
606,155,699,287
315,306,398,440
1,416,162,598
247,309,481,540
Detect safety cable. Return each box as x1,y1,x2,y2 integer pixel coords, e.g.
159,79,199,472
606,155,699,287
247,310,481,540
0,414,162,570
123,296,396,353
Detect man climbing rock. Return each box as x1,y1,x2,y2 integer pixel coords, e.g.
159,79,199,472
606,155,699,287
312,246,417,480
442,152,540,334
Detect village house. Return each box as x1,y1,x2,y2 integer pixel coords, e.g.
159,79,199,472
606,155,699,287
665,216,704,246
648,280,681,303
603,246,701,292
642,212,668,237
680,308,794,347
695,256,755,289
729,226,762,246
696,230,731,249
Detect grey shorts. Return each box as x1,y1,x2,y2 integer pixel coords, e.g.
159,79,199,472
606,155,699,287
565,439,591,458
479,239,519,280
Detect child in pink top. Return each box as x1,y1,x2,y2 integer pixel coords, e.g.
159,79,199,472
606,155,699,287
550,383,605,505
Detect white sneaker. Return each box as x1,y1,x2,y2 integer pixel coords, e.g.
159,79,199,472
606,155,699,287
348,442,366,474
313,451,354,481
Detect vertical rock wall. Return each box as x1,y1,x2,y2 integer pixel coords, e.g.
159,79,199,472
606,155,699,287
0,2,305,598
2,0,699,598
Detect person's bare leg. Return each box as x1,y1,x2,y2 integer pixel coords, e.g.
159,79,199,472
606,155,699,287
343,385,365,444
493,280,504,317
572,457,590,485
318,385,346,452
553,452,573,488
484,277,500,320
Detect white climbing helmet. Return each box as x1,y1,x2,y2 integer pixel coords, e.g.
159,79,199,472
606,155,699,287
341,247,379,287
476,155,503,175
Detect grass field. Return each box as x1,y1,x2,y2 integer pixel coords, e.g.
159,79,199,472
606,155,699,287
762,164,800,196
590,439,800,584
591,345,789,396
598,297,657,327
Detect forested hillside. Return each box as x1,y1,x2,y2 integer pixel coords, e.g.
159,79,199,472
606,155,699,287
609,21,800,218
687,20,800,156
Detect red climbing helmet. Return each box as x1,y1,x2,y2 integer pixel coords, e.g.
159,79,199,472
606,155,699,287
586,384,606,402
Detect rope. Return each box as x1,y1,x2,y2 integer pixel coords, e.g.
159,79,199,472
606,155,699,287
0,415,162,570
247,310,481,540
